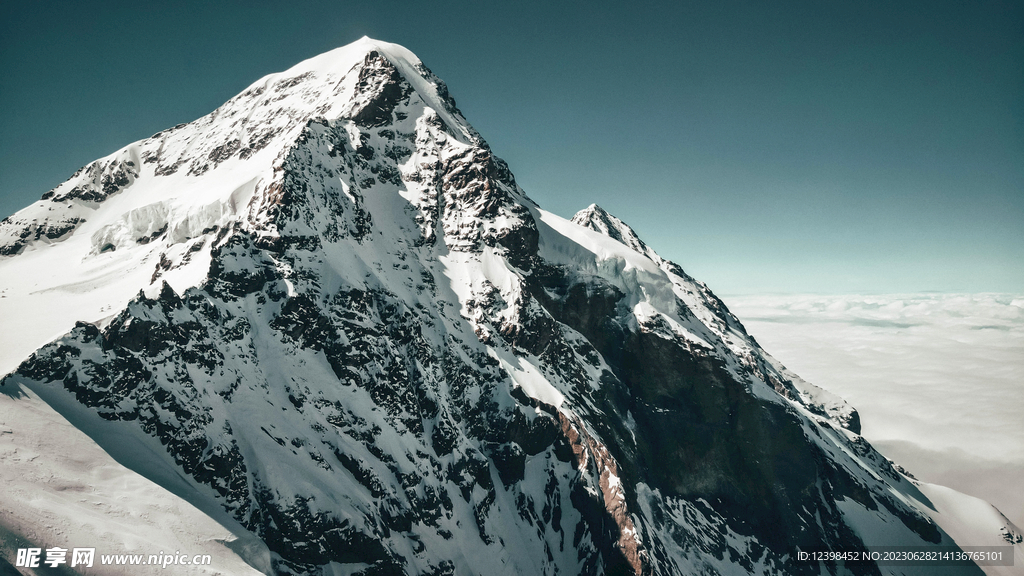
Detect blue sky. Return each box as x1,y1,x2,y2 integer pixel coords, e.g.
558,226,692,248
1,0,1021,294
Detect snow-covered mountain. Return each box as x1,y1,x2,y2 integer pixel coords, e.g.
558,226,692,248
1,37,1019,575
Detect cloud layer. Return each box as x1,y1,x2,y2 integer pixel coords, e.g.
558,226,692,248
724,293,1024,528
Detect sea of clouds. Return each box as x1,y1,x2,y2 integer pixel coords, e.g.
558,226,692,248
723,293,1024,529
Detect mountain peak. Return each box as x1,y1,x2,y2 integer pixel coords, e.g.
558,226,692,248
228,37,475,143
0,35,501,369
273,36,421,79
571,203,652,259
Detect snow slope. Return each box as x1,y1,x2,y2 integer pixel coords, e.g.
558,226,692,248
0,385,267,575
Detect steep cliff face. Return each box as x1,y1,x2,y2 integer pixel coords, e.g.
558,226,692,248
0,38,991,575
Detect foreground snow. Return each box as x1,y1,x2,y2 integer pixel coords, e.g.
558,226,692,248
0,386,266,575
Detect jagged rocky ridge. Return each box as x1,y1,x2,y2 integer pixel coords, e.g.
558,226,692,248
0,38,983,575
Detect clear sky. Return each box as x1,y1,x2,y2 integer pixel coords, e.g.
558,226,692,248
1,0,1021,294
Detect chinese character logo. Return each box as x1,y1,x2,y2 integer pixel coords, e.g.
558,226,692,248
71,547,96,568
44,547,68,567
15,548,41,567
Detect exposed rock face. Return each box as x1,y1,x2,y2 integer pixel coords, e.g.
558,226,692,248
0,215,84,256
0,38,982,575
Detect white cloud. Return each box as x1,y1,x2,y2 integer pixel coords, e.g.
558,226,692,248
723,293,1024,528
